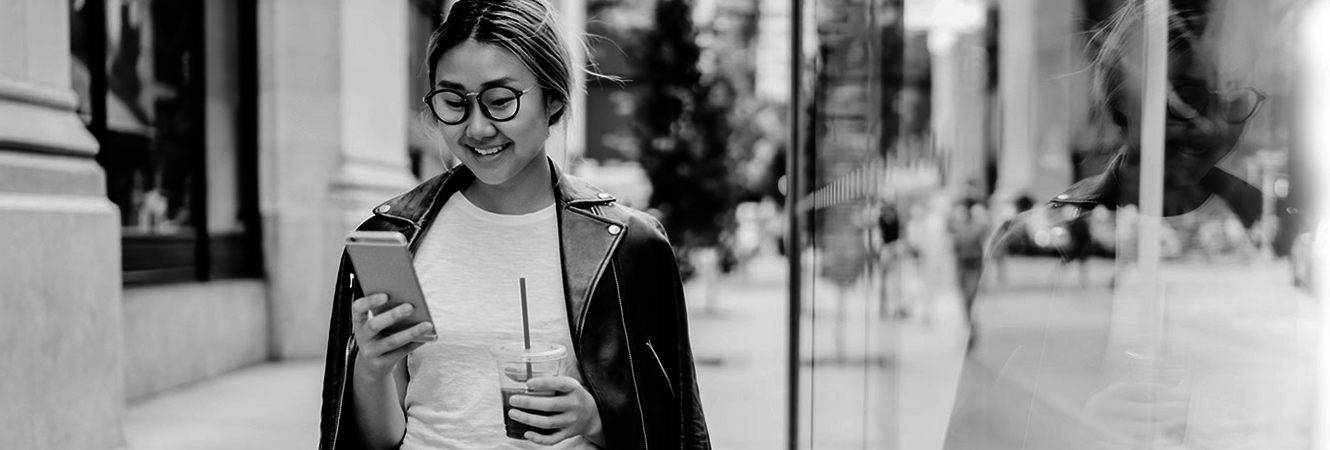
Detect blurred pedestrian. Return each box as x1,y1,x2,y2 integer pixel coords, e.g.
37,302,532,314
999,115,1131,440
948,198,988,342
317,1,710,449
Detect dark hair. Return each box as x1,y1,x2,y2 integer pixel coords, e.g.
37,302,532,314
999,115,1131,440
1086,0,1215,128
425,0,574,126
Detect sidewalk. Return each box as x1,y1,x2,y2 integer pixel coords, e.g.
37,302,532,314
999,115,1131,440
948,255,1317,449
122,361,323,450
121,252,971,450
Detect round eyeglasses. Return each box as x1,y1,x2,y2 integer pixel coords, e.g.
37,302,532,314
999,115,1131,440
423,85,535,125
1166,86,1267,123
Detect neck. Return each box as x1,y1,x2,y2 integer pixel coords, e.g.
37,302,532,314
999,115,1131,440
463,159,557,215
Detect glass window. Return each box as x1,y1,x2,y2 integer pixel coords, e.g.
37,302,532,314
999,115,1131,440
787,1,1314,449
70,0,262,284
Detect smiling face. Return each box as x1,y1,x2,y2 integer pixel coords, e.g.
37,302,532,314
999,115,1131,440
1112,15,1254,188
433,39,557,188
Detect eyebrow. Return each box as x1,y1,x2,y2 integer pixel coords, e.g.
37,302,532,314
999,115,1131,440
434,77,520,90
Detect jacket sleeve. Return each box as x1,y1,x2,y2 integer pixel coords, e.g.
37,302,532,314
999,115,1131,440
641,214,712,449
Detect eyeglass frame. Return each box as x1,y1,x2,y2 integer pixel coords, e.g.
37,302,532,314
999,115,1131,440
1166,85,1267,123
422,85,536,125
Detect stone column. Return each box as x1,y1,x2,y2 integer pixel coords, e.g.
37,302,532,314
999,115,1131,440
260,0,415,359
995,0,1077,202
932,29,989,196
0,1,124,449
551,0,586,165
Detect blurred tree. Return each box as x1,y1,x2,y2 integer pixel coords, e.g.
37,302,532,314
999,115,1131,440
633,0,739,280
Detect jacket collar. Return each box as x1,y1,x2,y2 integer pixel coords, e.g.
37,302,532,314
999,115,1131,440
1048,153,1122,208
1048,150,1264,227
370,156,618,229
368,156,624,344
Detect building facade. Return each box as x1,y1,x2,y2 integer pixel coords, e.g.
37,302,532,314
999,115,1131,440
1,0,583,448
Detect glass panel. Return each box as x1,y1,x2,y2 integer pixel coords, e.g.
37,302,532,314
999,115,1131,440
936,1,1316,449
792,0,906,448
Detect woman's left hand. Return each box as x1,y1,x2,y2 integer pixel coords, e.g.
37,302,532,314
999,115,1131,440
510,376,604,446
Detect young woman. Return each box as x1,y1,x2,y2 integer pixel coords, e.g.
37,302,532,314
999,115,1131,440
316,1,711,448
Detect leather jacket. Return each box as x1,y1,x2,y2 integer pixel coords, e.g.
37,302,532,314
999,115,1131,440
986,152,1271,263
317,159,711,449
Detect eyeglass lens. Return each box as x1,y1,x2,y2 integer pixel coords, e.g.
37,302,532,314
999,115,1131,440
1167,86,1261,122
429,87,522,124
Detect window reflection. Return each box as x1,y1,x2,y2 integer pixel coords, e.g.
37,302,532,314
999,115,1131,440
941,1,1313,449
789,0,1315,449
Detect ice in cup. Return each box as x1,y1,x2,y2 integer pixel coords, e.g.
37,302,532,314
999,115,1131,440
490,342,567,440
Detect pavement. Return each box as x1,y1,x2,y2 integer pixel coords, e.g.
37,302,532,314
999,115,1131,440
119,251,974,450
946,255,1317,450
119,209,1317,450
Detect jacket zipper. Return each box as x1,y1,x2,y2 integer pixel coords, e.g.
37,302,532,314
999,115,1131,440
331,272,360,450
644,340,675,400
332,335,354,450
611,261,650,450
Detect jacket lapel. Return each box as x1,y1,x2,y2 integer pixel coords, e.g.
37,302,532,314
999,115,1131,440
559,207,624,343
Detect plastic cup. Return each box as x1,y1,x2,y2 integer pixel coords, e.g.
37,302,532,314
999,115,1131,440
489,342,567,440
1123,350,1193,445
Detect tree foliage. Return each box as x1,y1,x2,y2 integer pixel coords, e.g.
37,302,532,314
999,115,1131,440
632,0,739,279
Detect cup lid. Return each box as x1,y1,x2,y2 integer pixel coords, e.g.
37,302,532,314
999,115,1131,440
489,342,566,362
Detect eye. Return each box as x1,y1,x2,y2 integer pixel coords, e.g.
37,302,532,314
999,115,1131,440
434,91,467,110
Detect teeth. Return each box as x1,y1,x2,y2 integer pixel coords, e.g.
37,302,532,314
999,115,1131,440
473,145,502,156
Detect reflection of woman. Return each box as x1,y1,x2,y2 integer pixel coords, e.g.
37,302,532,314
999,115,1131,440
944,1,1299,449
1045,0,1267,228
316,1,711,449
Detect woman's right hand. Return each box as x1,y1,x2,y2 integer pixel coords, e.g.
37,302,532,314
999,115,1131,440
350,293,436,380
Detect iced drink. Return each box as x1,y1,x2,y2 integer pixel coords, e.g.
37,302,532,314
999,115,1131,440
490,342,567,440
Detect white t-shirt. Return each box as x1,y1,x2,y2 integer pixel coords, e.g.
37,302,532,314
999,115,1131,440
400,192,594,450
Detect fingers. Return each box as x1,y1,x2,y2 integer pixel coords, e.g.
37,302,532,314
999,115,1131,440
509,377,598,445
365,303,418,335
512,410,576,445
349,294,388,327
524,426,574,446
363,322,435,354
380,340,427,362
511,391,571,413
526,376,578,393
352,322,432,379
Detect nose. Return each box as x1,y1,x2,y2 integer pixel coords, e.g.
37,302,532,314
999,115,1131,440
464,101,497,139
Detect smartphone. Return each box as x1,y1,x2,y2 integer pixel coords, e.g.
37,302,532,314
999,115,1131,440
344,231,434,334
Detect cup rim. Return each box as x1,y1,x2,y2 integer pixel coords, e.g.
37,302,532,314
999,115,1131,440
489,342,566,362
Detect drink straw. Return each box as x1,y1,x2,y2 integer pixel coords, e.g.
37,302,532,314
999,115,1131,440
520,277,532,380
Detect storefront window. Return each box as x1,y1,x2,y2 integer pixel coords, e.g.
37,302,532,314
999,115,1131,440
70,0,261,284
788,0,1314,448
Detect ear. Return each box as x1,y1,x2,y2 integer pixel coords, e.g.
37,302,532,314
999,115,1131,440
546,99,565,124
